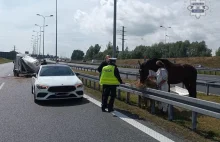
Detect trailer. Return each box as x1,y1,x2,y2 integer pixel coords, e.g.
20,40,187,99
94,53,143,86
13,54,40,77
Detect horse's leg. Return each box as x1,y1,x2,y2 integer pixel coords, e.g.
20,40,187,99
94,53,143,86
168,83,170,92
183,80,191,97
189,80,197,98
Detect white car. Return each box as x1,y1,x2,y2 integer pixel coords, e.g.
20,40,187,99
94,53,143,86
31,64,84,103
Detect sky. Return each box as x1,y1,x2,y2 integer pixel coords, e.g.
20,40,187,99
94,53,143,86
0,0,219,58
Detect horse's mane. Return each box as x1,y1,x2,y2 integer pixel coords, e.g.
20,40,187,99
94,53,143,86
140,58,173,70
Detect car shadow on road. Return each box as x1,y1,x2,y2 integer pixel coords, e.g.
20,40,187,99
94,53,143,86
36,98,90,107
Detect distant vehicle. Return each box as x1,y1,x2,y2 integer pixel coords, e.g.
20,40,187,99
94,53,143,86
31,64,84,103
13,54,40,77
195,64,203,68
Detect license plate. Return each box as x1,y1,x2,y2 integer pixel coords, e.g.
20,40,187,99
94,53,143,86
55,93,68,96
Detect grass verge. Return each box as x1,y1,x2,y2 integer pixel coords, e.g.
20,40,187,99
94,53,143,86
0,58,11,64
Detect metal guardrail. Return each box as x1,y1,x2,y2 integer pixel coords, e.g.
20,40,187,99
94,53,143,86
77,72,220,131
70,64,220,96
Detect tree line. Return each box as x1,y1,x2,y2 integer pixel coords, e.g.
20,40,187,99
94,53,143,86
71,40,217,60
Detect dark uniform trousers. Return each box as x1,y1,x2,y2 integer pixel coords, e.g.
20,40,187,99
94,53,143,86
101,85,117,111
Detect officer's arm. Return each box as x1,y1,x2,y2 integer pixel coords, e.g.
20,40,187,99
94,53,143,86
114,67,123,84
97,62,104,73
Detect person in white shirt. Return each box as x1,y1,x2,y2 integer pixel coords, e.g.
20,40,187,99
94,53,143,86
155,60,169,112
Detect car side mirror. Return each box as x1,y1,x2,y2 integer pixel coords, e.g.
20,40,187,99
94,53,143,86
32,73,37,78
75,73,80,76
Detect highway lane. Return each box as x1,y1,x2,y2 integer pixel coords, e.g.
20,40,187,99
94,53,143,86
0,63,182,142
58,62,220,95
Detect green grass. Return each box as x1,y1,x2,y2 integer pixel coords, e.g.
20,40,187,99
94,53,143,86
0,58,11,64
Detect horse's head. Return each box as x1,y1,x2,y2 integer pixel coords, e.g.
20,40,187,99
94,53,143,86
138,58,161,84
138,61,149,84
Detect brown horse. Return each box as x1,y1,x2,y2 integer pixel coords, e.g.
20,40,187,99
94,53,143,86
138,58,197,98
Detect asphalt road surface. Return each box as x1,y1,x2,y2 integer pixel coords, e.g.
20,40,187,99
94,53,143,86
59,62,220,95
0,63,184,142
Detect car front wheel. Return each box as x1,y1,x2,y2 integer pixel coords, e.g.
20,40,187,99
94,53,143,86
33,87,38,103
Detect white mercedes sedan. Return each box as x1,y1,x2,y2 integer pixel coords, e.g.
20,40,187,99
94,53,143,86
31,64,84,103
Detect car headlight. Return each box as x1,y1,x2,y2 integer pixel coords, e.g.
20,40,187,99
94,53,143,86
76,84,83,88
36,84,48,89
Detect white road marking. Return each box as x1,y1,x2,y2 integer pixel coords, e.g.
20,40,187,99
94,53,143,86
83,94,174,142
0,82,5,90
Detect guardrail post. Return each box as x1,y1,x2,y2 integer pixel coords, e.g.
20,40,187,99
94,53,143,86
126,74,128,79
89,80,91,87
82,78,84,84
168,105,173,121
117,89,121,100
84,68,85,71
192,111,197,131
150,99,155,114
214,71,216,75
93,82,96,90
136,75,138,81
98,84,100,91
126,92,130,103
138,96,141,107
85,79,87,86
206,84,210,95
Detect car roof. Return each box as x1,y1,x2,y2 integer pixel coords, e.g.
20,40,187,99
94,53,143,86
41,64,70,67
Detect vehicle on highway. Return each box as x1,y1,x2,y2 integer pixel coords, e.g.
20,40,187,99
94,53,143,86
13,53,40,77
31,64,84,103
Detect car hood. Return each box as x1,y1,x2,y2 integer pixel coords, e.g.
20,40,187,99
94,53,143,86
36,76,82,86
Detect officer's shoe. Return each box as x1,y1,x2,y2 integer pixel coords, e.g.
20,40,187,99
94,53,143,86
108,108,114,112
101,107,107,112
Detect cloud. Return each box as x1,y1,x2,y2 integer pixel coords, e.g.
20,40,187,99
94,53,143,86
0,0,220,57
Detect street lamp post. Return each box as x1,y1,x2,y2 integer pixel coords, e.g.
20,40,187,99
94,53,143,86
33,30,39,56
35,24,42,56
56,0,58,62
37,14,53,58
113,0,117,58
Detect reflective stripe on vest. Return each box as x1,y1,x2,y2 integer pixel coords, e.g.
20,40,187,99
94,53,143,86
99,65,120,85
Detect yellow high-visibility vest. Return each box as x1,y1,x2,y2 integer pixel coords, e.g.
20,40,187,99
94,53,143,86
99,65,120,85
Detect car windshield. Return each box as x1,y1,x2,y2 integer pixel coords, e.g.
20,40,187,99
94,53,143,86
39,66,75,76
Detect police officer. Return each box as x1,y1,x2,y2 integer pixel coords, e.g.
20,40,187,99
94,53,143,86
97,55,111,74
99,58,124,112
41,59,47,65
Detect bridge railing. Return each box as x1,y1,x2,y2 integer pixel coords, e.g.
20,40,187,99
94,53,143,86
77,72,220,131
